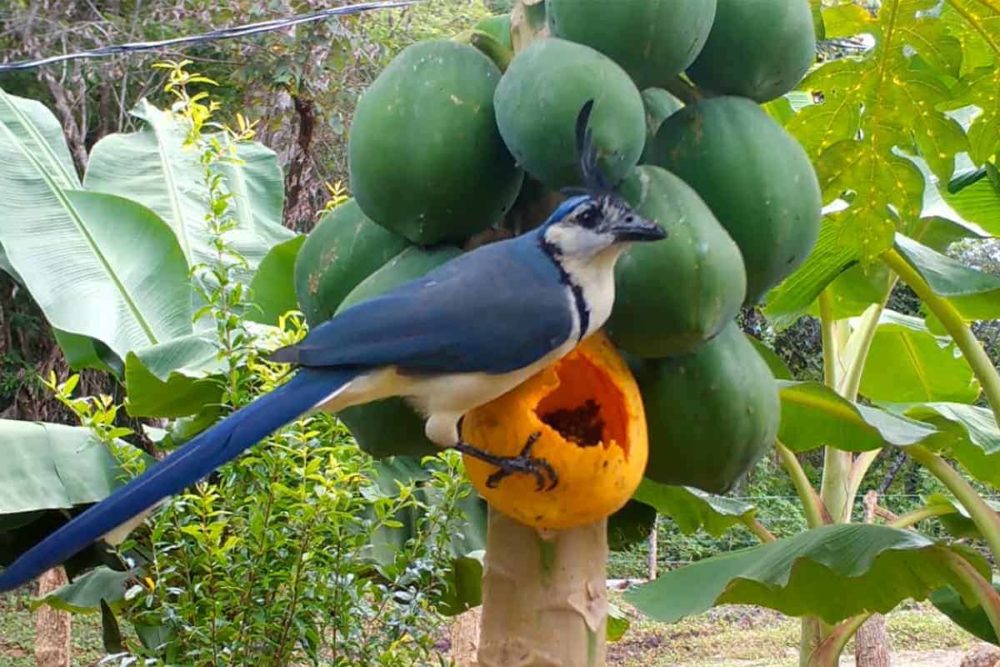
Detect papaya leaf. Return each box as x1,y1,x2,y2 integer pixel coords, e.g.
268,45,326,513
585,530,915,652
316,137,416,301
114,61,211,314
436,551,484,616
33,566,131,614
633,479,756,537
124,335,223,418
83,99,292,271
931,575,1000,645
0,420,148,515
942,0,1000,165
246,235,305,325
778,381,939,454
895,234,1000,320
860,310,980,403
608,499,657,551
626,524,989,625
789,0,977,262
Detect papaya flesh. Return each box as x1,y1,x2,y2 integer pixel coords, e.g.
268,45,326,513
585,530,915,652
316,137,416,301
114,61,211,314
294,199,409,326
494,38,645,189
547,0,716,89
349,40,523,245
335,245,463,459
607,166,746,358
632,323,780,494
647,96,821,304
687,0,816,103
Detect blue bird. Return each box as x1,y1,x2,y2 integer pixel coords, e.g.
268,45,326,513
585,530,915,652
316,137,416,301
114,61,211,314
0,102,666,592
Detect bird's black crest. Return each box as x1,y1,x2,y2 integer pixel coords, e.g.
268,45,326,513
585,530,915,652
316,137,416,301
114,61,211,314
562,100,616,199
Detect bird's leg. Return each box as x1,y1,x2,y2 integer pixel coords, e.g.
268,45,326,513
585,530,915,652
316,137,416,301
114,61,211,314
453,432,558,491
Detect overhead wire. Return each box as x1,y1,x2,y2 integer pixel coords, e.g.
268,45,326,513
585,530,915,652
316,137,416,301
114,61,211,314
0,0,416,72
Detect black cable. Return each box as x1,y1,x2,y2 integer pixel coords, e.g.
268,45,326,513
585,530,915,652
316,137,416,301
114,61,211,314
0,0,416,73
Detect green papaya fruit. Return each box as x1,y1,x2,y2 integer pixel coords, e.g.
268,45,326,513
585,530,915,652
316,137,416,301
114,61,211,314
647,96,821,304
631,323,780,494
474,14,512,51
349,40,523,245
640,88,682,163
336,246,463,459
547,0,716,88
294,199,409,326
687,0,816,103
607,166,745,358
494,38,645,188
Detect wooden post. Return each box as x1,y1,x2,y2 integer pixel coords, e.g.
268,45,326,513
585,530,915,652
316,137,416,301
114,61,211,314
477,508,608,667
34,568,71,667
647,515,658,581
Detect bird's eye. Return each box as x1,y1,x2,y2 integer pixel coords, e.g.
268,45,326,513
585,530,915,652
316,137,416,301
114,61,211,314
576,205,600,228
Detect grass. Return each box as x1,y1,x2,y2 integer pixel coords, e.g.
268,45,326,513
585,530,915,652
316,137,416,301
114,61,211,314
0,589,982,666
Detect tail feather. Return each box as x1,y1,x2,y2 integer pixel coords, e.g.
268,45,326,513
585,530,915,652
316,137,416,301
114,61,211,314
0,368,354,592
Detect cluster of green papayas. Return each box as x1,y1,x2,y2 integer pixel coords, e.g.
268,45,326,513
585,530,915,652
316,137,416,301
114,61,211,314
295,0,821,497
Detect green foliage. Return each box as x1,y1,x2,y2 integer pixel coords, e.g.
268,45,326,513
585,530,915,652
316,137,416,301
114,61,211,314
627,524,990,625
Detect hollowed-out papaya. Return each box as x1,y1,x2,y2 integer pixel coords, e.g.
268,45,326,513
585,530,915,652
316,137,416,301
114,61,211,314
640,88,682,163
687,0,816,103
349,40,523,245
646,96,821,304
494,38,645,189
631,323,780,494
294,199,409,326
607,166,745,358
547,0,716,89
335,246,463,459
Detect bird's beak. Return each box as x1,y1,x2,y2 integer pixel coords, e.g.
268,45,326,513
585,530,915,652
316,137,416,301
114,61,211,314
608,215,667,242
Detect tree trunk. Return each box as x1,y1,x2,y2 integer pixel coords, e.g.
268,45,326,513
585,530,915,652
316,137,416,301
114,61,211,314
855,491,891,667
34,568,71,667
478,508,608,667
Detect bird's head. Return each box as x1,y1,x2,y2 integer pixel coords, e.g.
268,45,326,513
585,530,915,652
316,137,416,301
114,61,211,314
540,101,666,259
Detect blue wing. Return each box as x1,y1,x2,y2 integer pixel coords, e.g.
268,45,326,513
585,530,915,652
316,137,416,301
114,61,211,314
272,235,575,374
0,369,353,592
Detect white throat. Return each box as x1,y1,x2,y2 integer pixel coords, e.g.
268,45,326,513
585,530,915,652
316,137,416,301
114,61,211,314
559,245,626,340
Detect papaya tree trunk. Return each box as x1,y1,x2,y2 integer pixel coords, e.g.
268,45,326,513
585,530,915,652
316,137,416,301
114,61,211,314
477,508,608,667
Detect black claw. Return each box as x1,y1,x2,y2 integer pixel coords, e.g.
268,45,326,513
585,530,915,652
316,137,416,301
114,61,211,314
459,432,558,492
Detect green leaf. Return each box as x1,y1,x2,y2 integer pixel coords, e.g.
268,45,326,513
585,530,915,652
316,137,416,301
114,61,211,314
789,0,970,260
83,99,293,270
247,235,305,325
895,234,1000,320
608,500,657,551
0,420,147,515
437,551,484,616
888,402,1000,488
634,479,755,537
124,335,223,418
33,566,130,614
607,603,631,642
0,91,195,359
860,310,980,403
931,575,1000,645
778,381,939,453
100,599,125,653
626,524,988,625
746,335,794,380
942,173,1000,236
764,219,857,327
922,492,1000,540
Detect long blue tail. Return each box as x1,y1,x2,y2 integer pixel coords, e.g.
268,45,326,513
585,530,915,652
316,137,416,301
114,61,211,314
0,368,354,592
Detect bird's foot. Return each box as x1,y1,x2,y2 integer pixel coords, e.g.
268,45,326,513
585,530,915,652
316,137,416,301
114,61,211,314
454,432,558,492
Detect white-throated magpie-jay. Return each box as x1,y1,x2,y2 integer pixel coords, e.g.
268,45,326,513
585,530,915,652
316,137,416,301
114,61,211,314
0,102,665,592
